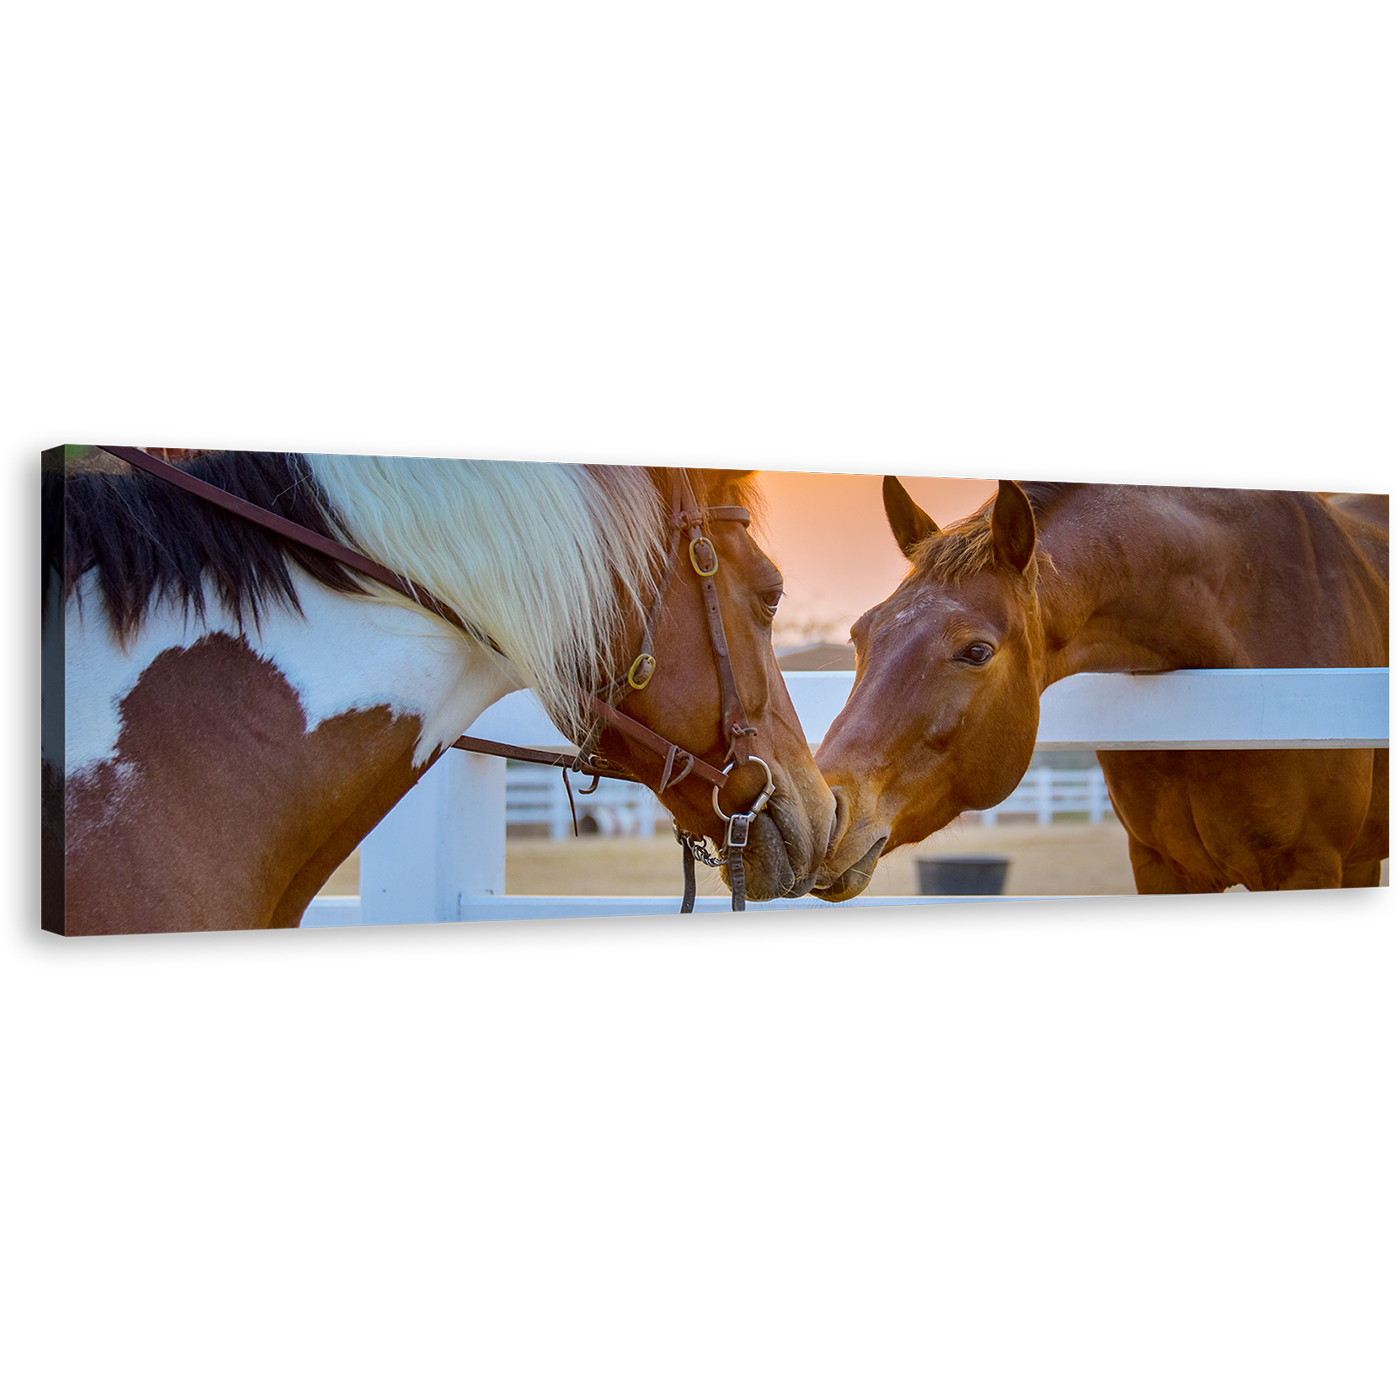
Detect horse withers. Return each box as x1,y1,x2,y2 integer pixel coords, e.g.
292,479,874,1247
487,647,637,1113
814,477,1388,898
44,450,835,934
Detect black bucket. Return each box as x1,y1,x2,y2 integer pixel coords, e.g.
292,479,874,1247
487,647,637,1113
916,855,1010,896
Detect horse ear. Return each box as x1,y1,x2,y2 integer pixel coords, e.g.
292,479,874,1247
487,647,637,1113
991,480,1036,574
883,477,940,559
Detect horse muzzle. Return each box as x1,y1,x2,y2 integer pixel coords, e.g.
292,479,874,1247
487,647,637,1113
810,783,889,901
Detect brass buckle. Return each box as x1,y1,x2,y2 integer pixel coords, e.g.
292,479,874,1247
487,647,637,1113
626,653,657,690
689,536,719,577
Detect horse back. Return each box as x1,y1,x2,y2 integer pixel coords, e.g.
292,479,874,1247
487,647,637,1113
1089,487,1388,890
1320,492,1389,584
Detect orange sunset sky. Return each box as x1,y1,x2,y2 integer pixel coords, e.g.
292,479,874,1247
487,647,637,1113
751,471,995,646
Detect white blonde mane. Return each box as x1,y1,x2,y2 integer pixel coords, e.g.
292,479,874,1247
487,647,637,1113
303,456,667,739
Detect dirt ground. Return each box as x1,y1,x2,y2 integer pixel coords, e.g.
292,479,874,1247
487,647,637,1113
319,816,1387,900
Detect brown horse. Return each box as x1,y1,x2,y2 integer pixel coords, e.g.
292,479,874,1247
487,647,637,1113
44,449,835,933
815,478,1388,898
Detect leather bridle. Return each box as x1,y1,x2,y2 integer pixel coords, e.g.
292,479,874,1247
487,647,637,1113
574,469,776,910
98,446,776,912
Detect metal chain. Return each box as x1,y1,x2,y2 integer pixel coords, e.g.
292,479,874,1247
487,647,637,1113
674,826,723,868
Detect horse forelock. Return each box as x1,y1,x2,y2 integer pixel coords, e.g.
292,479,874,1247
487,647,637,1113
904,480,1075,588
695,468,764,515
909,518,998,583
304,456,668,739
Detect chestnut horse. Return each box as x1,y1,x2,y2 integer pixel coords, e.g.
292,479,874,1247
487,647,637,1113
44,449,835,934
815,478,1388,898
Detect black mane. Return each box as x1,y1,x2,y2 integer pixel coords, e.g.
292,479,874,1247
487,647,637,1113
43,448,369,635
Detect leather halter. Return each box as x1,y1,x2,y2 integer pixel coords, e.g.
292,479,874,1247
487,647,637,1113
98,446,775,912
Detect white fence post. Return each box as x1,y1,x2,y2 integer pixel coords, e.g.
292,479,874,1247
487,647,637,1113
1089,769,1107,824
549,775,571,840
359,749,507,925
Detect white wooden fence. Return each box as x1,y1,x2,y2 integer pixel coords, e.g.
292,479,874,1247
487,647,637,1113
979,766,1110,826
303,668,1388,926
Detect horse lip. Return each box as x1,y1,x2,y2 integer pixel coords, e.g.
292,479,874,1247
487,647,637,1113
853,835,888,879
813,836,888,898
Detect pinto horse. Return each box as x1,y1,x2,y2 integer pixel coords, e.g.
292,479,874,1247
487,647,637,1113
43,448,835,934
815,478,1388,897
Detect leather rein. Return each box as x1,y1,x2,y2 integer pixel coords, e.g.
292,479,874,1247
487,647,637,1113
99,446,774,913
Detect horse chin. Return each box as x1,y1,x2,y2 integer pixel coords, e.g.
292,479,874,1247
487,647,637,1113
811,837,888,903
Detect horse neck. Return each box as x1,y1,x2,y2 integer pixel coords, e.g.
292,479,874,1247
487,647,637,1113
1030,485,1389,688
61,574,520,930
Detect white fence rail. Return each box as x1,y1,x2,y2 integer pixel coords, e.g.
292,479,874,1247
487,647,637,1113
303,668,1388,927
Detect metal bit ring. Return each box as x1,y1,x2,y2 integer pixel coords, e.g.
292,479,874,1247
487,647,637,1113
712,756,775,821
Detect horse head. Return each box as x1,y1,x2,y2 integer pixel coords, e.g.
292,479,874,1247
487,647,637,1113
587,469,837,903
813,478,1044,901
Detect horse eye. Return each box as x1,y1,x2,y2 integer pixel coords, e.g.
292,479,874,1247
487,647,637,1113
959,642,994,666
760,588,783,618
